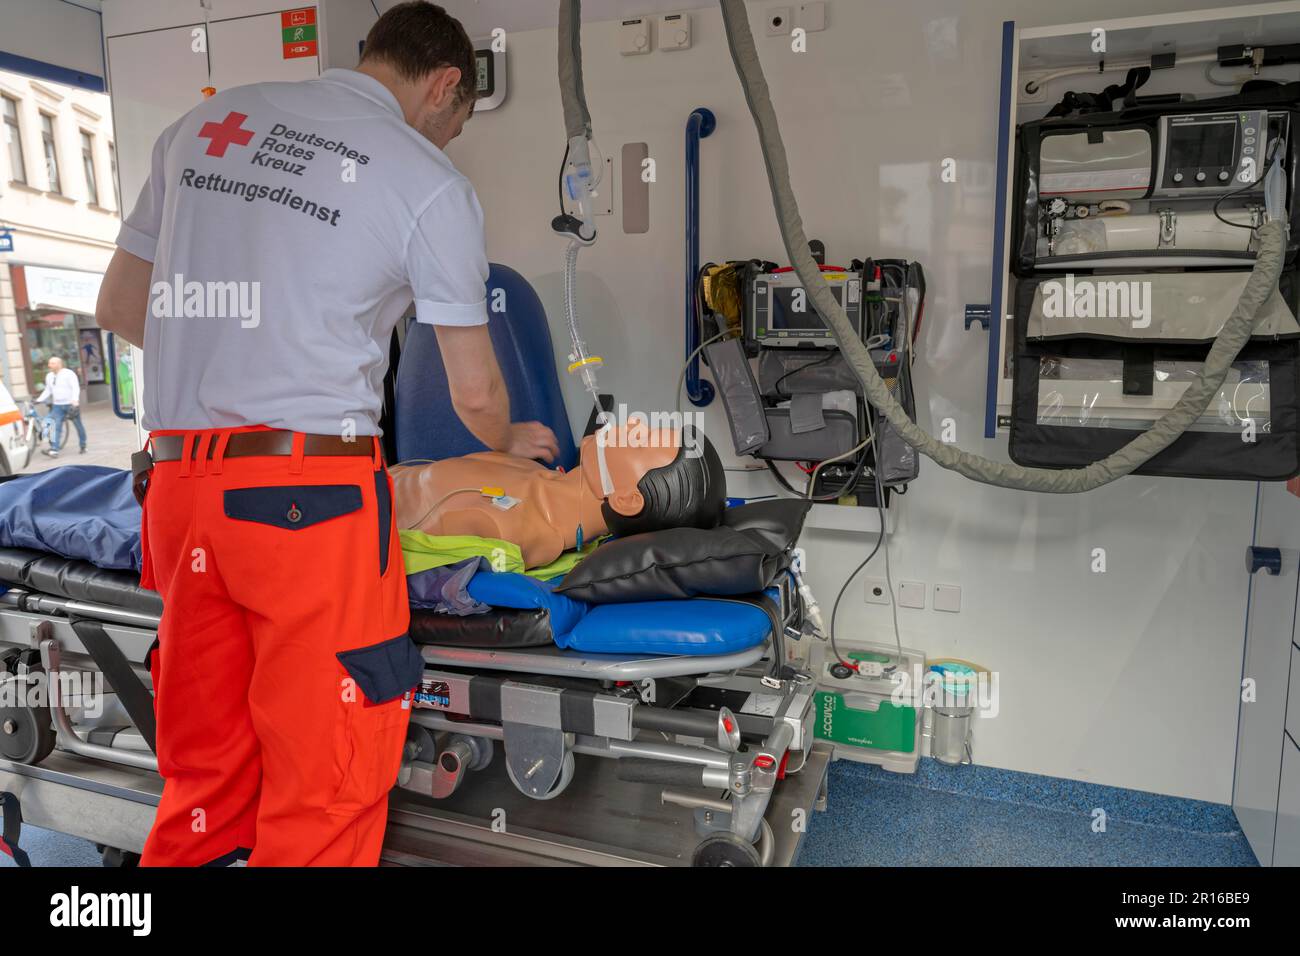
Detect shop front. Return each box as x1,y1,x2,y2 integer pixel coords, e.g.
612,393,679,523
7,263,110,405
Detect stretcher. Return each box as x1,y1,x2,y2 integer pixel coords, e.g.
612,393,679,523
0,265,828,868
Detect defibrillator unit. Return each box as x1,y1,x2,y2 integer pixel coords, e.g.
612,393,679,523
744,265,863,350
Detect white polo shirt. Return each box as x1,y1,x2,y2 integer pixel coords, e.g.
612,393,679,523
117,68,489,436
38,367,81,406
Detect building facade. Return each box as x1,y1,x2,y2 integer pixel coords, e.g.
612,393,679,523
0,67,121,406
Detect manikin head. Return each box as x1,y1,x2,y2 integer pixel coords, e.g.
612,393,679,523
580,420,726,537
357,1,477,150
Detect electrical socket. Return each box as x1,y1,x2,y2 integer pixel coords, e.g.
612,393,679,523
766,6,793,36
864,578,890,605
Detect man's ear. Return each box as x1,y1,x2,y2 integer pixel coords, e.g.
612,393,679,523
608,489,645,517
429,65,463,111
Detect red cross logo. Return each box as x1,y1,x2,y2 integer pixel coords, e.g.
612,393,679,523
197,111,255,158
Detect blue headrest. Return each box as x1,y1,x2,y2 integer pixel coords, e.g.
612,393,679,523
394,264,579,470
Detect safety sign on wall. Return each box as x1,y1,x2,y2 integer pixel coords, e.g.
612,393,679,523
281,8,317,60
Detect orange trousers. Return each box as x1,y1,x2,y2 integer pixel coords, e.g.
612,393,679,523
138,427,418,866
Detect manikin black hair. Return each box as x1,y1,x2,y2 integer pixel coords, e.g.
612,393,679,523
601,427,726,537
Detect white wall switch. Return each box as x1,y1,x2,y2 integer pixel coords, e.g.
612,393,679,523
659,12,691,51
864,578,890,605
898,581,926,609
619,16,653,55
766,6,793,36
934,584,962,613
797,2,827,32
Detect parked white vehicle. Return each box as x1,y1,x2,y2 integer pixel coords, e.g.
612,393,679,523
0,382,35,476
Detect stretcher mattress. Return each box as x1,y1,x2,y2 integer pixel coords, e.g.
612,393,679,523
0,546,162,616
408,570,775,656
0,549,774,657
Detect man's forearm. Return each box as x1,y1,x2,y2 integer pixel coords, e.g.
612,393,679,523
452,376,512,451
96,249,152,349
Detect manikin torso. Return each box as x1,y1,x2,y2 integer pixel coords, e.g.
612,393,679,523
389,424,679,568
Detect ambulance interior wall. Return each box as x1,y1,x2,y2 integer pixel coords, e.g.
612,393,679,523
440,0,1260,803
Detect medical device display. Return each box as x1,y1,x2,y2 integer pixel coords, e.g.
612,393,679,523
701,251,925,501
1005,74,1300,480
1023,103,1296,269
1153,111,1280,197
744,266,863,349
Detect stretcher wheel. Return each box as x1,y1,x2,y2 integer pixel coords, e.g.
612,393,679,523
0,704,56,765
692,833,762,867
0,658,56,765
506,750,575,800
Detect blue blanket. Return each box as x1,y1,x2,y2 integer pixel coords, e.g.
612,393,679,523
0,466,142,571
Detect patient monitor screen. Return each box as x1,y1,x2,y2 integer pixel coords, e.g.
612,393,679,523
1167,121,1235,170
770,285,842,332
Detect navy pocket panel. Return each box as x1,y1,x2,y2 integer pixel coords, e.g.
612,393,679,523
337,634,424,704
223,484,363,530
375,470,392,576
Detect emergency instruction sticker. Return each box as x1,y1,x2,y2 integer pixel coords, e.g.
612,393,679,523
281,8,318,59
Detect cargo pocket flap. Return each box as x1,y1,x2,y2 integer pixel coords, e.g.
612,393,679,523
336,634,424,705
224,484,362,530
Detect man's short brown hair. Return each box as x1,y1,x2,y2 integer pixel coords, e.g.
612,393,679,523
360,1,476,105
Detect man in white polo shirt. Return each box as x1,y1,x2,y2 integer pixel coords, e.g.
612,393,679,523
95,1,557,867
35,356,87,457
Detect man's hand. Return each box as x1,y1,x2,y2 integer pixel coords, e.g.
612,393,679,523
506,422,560,463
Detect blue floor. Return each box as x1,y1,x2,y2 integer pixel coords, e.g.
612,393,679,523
4,758,1259,868
799,758,1259,866
0,824,102,867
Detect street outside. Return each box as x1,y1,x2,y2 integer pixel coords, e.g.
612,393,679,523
18,400,140,476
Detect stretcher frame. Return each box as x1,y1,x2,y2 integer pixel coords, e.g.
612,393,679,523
0,569,828,867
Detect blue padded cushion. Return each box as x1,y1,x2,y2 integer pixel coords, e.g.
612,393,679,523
394,263,579,470
466,572,589,636
558,590,777,656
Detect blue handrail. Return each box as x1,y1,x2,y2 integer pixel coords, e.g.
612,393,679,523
685,107,716,407
104,332,136,422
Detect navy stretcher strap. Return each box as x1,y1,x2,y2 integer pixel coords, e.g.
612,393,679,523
0,792,31,867
71,618,156,754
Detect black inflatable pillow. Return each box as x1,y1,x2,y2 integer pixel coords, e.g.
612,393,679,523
556,499,812,604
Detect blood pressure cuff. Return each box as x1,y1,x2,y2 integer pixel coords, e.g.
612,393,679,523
1008,272,1300,480
556,499,811,604
706,336,768,455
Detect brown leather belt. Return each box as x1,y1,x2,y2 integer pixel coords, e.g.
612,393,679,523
151,431,374,462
